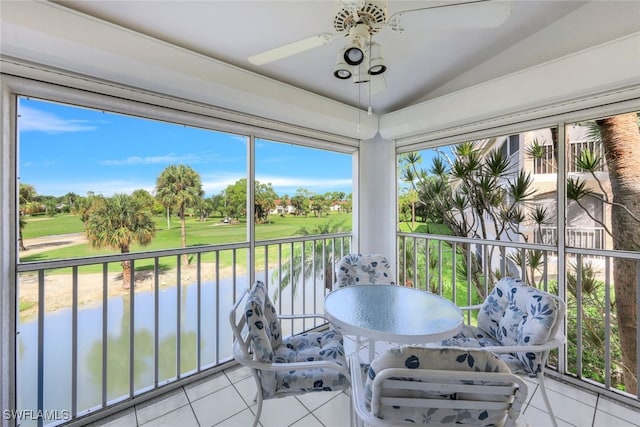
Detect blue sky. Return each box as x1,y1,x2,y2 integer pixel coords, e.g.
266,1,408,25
18,97,352,198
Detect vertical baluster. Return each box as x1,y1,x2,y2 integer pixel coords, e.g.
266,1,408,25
424,237,429,293
196,252,202,372
302,241,307,331
215,250,220,366
604,256,611,389
437,241,443,294
176,256,181,379
290,241,294,333
101,263,108,407
466,244,472,325
129,259,135,397
154,258,159,388
71,266,78,418
451,242,457,300
576,254,583,378
312,239,317,329
37,270,44,427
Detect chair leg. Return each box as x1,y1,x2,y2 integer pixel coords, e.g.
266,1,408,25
250,371,264,427
537,374,558,427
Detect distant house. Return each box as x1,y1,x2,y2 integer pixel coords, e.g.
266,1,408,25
330,200,348,212
271,199,296,215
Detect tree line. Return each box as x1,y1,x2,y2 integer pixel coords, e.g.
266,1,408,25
19,164,351,283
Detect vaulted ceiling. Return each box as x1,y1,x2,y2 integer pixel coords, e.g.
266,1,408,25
2,1,639,139
19,1,640,113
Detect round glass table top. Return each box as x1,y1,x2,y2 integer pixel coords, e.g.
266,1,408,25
324,284,464,343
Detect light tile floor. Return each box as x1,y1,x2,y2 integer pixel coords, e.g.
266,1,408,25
89,338,639,427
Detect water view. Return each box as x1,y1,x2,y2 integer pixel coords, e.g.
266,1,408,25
17,272,325,426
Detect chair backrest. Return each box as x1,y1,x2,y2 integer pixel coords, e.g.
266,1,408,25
229,280,282,396
335,253,395,289
365,346,528,426
477,277,566,375
244,280,283,360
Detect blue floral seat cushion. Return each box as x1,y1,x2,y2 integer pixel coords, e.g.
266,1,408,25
364,346,513,425
441,277,559,375
245,281,349,398
335,253,395,288
273,329,349,397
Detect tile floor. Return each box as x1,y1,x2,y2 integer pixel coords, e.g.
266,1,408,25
89,338,640,427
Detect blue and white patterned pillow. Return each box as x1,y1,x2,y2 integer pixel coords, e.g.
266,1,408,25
442,277,560,375
335,253,395,288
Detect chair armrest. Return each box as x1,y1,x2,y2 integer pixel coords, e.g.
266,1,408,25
468,332,566,354
233,340,351,380
349,353,378,427
277,313,329,321
458,304,483,311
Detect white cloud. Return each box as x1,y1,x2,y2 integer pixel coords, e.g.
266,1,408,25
33,179,155,198
256,175,351,190
19,106,97,133
101,152,221,166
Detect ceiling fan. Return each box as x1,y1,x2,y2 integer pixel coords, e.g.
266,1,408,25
247,0,512,86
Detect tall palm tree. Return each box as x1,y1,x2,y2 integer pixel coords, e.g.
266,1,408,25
155,165,203,266
84,194,156,288
595,112,640,395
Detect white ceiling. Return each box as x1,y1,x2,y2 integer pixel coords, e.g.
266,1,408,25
42,0,640,115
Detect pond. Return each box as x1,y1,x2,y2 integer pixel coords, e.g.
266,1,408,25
17,273,325,426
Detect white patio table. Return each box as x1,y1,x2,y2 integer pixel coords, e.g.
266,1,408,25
324,284,464,362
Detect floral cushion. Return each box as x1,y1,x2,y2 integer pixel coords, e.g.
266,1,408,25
245,280,282,361
245,281,349,398
272,329,349,397
335,253,395,289
442,277,560,375
364,346,514,425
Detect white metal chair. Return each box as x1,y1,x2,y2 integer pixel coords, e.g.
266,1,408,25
439,277,566,427
229,280,351,427
350,346,529,426
334,253,396,289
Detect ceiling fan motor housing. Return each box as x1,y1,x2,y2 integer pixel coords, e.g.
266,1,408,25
333,0,388,34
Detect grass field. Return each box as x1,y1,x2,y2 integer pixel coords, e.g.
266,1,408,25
20,212,353,268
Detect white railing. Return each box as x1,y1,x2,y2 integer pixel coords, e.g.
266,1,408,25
16,233,351,427
397,231,640,409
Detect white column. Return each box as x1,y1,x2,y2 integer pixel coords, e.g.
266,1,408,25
352,133,397,276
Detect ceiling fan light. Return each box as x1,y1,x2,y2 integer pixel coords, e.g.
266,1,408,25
367,42,386,75
368,59,386,75
344,46,364,65
334,67,352,79
334,53,352,79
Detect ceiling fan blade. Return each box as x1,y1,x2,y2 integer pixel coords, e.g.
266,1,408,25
389,0,512,33
248,33,335,66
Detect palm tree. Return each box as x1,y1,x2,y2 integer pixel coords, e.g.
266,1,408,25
155,165,203,266
84,194,156,288
595,113,640,395
18,183,37,251
272,220,347,301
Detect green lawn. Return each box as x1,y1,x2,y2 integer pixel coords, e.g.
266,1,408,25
20,212,352,270
21,214,86,238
